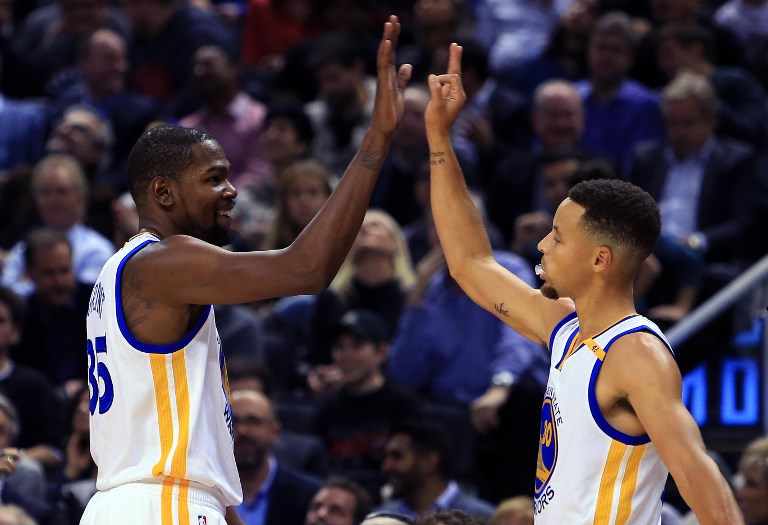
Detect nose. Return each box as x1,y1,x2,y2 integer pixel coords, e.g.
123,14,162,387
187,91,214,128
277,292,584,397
537,231,551,254
224,180,238,199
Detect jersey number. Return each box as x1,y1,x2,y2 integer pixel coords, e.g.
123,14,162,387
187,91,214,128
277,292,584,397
87,336,114,415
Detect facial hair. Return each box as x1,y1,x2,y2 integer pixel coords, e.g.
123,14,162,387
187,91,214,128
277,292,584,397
540,283,560,300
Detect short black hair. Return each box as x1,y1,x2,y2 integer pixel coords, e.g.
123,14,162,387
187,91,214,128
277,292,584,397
264,103,314,147
568,179,661,265
415,510,482,525
24,228,72,268
392,420,455,479
127,125,213,203
320,476,372,525
0,286,24,327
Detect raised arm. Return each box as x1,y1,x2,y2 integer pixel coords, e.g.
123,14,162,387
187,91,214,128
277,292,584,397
611,334,743,525
138,16,413,306
425,43,571,345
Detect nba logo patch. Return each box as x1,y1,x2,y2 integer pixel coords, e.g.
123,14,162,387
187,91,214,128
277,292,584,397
198,516,207,525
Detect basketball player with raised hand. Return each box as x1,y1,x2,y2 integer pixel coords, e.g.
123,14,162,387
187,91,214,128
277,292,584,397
424,43,742,524
82,16,412,525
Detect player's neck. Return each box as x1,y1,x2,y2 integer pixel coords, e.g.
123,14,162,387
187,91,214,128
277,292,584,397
573,288,637,340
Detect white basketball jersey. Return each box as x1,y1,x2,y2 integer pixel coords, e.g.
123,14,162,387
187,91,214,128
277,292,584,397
534,313,671,524
85,233,242,510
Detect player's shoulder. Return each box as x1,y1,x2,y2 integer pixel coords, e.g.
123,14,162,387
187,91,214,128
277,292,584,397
607,330,677,376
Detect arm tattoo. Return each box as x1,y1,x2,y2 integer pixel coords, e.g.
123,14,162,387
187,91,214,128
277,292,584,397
360,147,385,171
122,263,154,329
494,302,509,316
430,151,446,165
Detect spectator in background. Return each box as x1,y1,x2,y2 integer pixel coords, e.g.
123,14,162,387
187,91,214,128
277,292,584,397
656,24,767,149
231,389,322,525
630,72,765,324
122,0,236,118
378,421,494,521
0,154,114,297
311,210,416,364
371,86,431,227
14,229,91,397
45,106,123,237
0,394,50,525
53,387,97,525
397,0,469,86
415,510,483,525
714,0,768,87
0,91,47,177
48,28,159,173
240,0,321,72
631,0,748,88
311,310,421,498
735,435,768,525
231,103,315,251
577,11,664,176
388,239,547,500
304,476,373,525
260,159,332,251
10,0,128,98
0,286,65,470
474,0,577,81
180,44,269,190
510,0,598,95
305,36,376,178
486,79,587,243
490,497,534,525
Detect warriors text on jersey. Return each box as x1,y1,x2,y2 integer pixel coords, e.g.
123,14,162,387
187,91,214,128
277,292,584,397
85,233,242,514
534,313,671,524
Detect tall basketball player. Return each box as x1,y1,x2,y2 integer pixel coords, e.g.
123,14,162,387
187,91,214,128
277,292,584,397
425,43,742,525
82,16,412,525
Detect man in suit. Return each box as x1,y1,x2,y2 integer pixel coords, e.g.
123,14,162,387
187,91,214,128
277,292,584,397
377,421,494,521
629,71,767,360
231,389,322,525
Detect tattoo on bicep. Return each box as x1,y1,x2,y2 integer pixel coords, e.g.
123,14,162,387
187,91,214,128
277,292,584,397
360,147,384,171
494,302,509,316
122,263,154,329
430,151,446,166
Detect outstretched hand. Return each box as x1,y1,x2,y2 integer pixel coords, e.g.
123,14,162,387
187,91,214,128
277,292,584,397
370,15,413,135
425,43,466,135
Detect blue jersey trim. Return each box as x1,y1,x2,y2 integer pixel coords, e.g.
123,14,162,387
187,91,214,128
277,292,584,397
115,239,212,354
553,329,579,370
588,360,651,445
548,311,577,354
586,324,670,446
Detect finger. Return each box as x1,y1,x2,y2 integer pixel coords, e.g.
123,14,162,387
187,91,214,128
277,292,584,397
447,43,463,75
387,15,401,48
427,74,443,100
397,63,413,92
377,30,392,73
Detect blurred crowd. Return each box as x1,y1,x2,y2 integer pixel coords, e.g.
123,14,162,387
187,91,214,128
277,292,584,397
0,0,767,524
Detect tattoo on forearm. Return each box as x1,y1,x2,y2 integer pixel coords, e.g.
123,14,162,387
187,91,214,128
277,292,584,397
360,147,384,171
494,302,509,316
430,151,446,165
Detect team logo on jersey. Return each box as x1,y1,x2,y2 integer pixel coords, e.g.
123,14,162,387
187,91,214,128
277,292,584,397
535,396,559,496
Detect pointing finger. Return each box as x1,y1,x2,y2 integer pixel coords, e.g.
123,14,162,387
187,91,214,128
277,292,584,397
447,43,463,76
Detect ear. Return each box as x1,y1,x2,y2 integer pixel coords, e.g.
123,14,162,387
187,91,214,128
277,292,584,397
419,451,440,474
149,176,175,208
376,343,389,364
592,245,612,273
9,326,20,347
